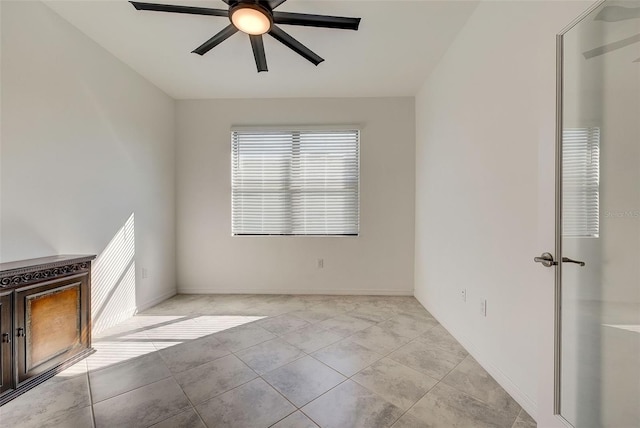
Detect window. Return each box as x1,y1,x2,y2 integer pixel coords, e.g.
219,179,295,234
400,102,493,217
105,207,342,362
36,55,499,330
562,127,600,237
232,129,360,236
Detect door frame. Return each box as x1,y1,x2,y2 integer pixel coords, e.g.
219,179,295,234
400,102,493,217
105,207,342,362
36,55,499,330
538,2,605,427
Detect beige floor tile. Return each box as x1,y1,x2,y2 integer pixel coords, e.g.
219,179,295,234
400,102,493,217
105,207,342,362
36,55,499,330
140,317,205,341
93,377,191,428
310,299,357,313
263,355,346,407
416,324,469,359
257,314,310,335
290,307,343,323
151,407,206,428
236,338,305,374
441,356,521,419
89,352,171,403
213,323,277,352
280,324,344,353
348,325,412,355
302,380,404,428
312,340,383,377
272,411,319,428
87,339,158,370
513,409,537,428
158,334,230,373
352,358,438,411
350,305,396,323
378,314,438,339
405,383,518,428
174,354,257,404
400,306,437,320
391,412,428,428
389,340,465,380
3,294,528,428
0,376,90,428
93,317,146,340
196,378,295,428
318,314,375,337
49,359,88,384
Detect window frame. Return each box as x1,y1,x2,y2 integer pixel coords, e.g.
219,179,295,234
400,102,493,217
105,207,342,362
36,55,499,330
562,126,600,238
230,126,361,237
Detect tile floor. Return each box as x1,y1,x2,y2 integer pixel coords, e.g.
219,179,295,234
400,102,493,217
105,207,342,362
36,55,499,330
0,294,537,428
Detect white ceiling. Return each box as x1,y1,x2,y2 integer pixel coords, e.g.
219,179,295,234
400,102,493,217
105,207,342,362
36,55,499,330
44,0,478,99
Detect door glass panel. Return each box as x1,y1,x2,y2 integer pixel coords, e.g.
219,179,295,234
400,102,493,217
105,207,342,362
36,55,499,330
561,1,640,426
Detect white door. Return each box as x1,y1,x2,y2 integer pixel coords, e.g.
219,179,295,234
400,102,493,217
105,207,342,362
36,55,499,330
537,1,640,427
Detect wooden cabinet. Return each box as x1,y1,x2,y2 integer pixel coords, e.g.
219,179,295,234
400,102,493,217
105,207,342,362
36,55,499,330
0,291,12,395
0,255,95,406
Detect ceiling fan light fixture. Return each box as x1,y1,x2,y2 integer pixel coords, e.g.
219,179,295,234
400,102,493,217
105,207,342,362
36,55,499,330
230,3,272,35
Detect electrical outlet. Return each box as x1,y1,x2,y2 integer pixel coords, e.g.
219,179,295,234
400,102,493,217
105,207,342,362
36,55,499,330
461,289,467,302
142,268,149,279
480,299,487,317
317,258,324,269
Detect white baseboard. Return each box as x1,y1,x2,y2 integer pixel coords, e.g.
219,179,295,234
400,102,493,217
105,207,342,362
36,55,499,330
137,290,178,312
416,297,538,420
177,287,414,296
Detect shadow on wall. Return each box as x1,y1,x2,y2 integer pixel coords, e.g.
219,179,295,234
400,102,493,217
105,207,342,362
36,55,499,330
91,213,136,335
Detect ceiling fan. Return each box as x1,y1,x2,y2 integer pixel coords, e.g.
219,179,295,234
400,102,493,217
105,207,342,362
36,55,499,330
594,5,640,22
588,5,640,63
130,1,361,72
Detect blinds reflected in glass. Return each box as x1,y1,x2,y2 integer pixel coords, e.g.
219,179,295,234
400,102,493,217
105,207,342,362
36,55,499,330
563,127,600,237
232,129,360,236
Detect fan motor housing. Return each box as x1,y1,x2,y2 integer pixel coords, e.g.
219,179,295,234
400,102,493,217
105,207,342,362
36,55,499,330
229,2,274,34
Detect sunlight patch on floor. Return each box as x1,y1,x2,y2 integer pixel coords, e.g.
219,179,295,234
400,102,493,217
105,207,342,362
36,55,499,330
88,341,157,371
88,315,265,370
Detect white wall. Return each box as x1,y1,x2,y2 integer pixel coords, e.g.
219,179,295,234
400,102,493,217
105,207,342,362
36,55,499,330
176,97,415,295
1,1,177,332
414,0,591,421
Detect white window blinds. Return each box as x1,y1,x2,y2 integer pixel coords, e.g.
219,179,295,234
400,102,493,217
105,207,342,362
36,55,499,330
232,129,360,236
563,127,600,237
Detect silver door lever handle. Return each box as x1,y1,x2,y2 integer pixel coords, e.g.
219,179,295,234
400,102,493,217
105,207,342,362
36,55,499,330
534,252,556,267
562,257,585,267
534,252,585,267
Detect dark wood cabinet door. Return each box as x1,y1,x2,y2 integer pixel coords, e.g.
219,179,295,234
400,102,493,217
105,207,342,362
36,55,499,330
0,291,13,395
14,273,89,384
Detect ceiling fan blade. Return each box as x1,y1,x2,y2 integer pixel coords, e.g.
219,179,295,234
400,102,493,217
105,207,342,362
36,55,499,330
595,6,640,22
583,33,640,59
272,11,360,30
269,25,324,66
268,0,288,9
250,35,268,72
192,25,238,55
130,2,228,17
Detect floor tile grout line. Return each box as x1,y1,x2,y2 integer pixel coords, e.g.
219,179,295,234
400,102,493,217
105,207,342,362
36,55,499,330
149,337,214,427
511,408,524,428
251,310,443,426
436,353,523,421
299,405,327,428
84,364,98,428
384,336,467,427
386,344,521,428
161,366,210,428
83,296,446,428
310,315,459,427
256,302,410,424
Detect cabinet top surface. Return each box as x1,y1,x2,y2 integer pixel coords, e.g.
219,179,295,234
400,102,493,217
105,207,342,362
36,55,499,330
0,255,96,275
